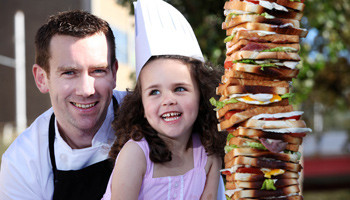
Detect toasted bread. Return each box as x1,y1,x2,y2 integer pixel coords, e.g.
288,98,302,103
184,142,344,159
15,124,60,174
218,85,290,98
224,1,304,20
216,98,290,119
231,185,300,199
227,22,308,38
226,136,300,152
223,69,295,81
224,148,301,163
226,31,300,47
226,178,298,189
229,127,303,144
226,40,300,55
226,171,299,182
240,119,307,129
225,156,302,172
223,14,300,30
225,50,301,62
228,63,300,78
218,105,294,131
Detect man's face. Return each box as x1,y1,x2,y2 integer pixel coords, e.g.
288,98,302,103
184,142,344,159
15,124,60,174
39,33,116,135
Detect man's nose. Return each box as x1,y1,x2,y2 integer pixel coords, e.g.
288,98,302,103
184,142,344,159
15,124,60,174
76,73,95,97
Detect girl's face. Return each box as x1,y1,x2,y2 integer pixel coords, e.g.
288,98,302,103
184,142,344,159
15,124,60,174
140,58,200,142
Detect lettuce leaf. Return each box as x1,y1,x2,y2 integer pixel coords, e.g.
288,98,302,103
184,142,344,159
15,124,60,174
261,179,277,190
224,35,234,43
281,93,294,99
225,144,239,153
261,47,297,52
246,142,268,150
209,97,239,110
227,133,235,142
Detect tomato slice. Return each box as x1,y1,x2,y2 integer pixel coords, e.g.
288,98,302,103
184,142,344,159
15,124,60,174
221,170,232,175
288,132,307,138
245,0,259,4
225,110,242,120
224,61,233,70
262,115,301,121
237,167,264,174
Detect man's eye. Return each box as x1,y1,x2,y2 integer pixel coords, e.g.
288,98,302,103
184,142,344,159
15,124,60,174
175,87,186,92
93,69,107,74
150,90,160,95
62,71,74,75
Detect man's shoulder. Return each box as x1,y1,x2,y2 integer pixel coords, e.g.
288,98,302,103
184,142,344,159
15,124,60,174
113,89,127,103
2,108,53,158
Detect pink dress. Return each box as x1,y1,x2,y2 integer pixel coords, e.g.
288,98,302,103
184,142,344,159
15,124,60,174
102,133,207,200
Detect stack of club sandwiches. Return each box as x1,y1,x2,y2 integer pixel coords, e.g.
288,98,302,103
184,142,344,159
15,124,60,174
210,0,312,199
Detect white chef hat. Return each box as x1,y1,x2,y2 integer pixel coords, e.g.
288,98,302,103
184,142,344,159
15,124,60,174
134,0,204,78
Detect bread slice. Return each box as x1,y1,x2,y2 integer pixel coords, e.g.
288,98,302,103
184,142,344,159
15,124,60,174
226,136,300,152
218,77,290,94
237,195,304,200
227,22,308,38
240,119,307,129
232,185,300,199
226,31,300,47
224,1,304,20
224,148,301,163
225,50,301,62
216,98,290,119
226,178,298,189
264,0,305,11
223,69,295,81
226,171,299,182
229,63,300,78
229,127,302,144
218,105,294,131
226,40,300,56
225,156,302,172
223,14,300,30
218,85,290,98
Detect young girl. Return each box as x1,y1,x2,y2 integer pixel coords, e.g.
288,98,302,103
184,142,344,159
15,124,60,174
102,55,225,200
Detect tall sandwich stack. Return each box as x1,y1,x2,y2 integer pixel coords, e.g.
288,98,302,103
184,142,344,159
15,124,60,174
210,0,312,199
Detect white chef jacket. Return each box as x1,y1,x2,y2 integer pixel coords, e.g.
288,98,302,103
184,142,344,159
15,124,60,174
0,90,126,200
0,89,226,200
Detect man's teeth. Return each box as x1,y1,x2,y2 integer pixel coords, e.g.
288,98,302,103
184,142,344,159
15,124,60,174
73,102,96,109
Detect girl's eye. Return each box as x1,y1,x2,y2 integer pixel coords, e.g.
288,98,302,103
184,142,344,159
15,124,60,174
175,87,186,92
150,90,160,95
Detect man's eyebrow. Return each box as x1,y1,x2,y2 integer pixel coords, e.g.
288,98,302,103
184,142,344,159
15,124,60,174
56,65,77,72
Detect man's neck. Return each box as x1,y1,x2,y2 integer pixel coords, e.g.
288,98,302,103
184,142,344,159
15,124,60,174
57,124,99,149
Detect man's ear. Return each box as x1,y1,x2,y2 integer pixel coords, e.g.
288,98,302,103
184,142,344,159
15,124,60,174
112,60,118,88
33,64,49,93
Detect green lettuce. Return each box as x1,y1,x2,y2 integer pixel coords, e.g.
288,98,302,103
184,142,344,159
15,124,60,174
261,179,277,190
227,133,235,142
209,97,239,110
261,47,298,52
246,142,268,150
225,144,239,153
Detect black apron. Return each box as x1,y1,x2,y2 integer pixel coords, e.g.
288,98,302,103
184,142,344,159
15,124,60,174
49,97,118,200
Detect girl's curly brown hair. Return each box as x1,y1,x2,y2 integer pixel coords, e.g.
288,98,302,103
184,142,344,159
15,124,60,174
109,55,226,163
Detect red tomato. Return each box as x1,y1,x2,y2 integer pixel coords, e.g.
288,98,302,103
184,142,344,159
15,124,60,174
245,0,259,4
225,110,241,120
226,127,237,132
262,115,301,121
224,61,233,70
221,170,232,175
288,132,307,138
237,167,263,174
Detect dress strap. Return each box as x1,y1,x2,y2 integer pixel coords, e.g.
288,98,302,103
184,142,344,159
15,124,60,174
192,133,207,168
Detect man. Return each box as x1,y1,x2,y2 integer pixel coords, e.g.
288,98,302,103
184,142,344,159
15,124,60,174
0,10,126,200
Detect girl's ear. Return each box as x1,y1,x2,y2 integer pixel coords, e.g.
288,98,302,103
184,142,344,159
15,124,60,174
33,64,49,93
